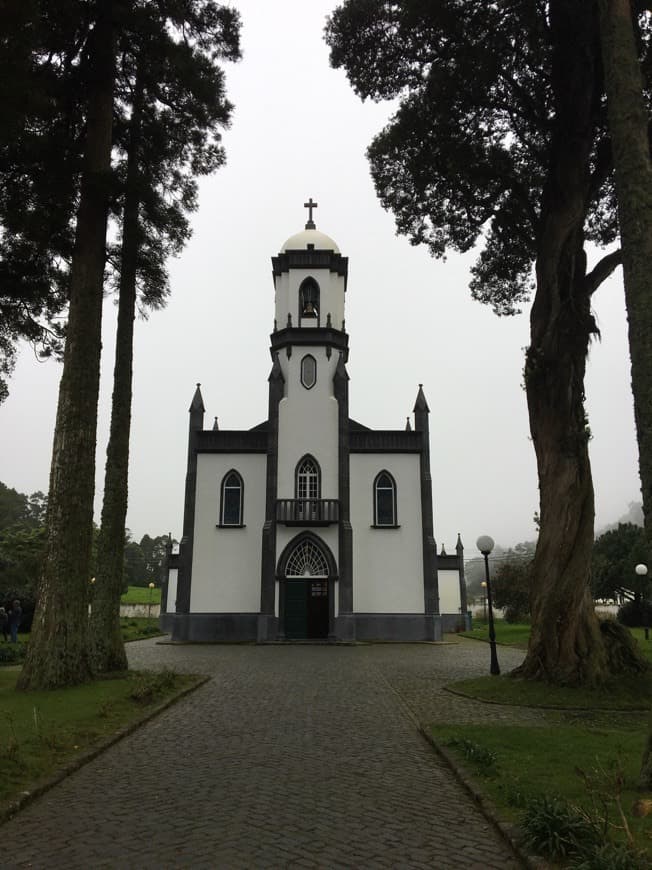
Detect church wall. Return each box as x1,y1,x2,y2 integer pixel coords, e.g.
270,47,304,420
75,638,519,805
190,453,266,613
437,568,463,616
165,567,178,614
276,352,339,499
275,268,345,329
350,453,423,613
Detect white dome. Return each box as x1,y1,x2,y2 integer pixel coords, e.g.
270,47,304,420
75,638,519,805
281,228,340,253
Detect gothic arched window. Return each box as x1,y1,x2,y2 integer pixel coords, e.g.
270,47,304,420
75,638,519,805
295,455,321,501
299,278,319,323
374,471,397,527
220,470,243,526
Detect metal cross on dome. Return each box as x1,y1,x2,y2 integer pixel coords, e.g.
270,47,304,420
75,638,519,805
304,197,318,229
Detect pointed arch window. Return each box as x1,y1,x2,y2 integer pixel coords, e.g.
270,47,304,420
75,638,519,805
299,278,319,324
301,354,317,389
374,471,397,527
296,455,321,501
219,470,244,527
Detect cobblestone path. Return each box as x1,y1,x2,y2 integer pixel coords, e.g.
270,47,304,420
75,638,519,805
1,640,531,869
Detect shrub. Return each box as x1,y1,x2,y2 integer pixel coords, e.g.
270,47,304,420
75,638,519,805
129,668,177,704
0,643,26,665
617,599,652,628
520,795,601,860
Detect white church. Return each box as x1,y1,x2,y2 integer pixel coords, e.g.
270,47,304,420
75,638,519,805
161,202,468,642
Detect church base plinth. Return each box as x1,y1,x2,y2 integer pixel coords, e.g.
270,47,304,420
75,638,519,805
353,614,443,642
169,613,258,642
257,614,280,643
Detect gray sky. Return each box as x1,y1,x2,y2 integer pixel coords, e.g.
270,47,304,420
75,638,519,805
0,0,641,555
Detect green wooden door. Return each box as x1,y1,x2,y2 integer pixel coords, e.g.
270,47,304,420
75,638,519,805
284,580,308,638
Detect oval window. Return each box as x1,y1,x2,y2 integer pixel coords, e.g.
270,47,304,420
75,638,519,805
301,354,317,389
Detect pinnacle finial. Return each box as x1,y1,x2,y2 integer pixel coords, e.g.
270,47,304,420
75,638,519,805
189,383,205,413
212,416,219,430
405,416,412,432
413,383,430,413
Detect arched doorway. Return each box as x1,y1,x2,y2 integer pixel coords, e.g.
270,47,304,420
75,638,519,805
277,535,336,639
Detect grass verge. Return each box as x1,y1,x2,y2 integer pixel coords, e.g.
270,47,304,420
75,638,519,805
121,585,161,605
447,671,652,710
0,666,204,816
120,617,164,642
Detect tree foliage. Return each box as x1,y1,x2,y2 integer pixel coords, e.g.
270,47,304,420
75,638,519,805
592,522,650,601
326,0,651,685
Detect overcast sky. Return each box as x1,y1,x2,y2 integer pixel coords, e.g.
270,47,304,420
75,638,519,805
0,0,641,556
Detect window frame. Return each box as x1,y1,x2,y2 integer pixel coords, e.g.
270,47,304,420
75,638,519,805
300,354,317,390
295,454,321,501
372,470,398,528
218,470,245,528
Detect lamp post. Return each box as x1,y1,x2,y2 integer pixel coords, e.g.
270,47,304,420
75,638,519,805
636,563,649,640
148,582,155,621
480,581,487,622
477,535,500,675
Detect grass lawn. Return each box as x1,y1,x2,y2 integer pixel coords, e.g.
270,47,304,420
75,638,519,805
431,719,651,852
120,585,161,604
120,617,164,642
0,666,203,815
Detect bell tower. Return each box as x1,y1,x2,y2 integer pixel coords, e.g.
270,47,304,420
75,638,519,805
259,201,351,641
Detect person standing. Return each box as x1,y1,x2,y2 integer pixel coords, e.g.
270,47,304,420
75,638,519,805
8,600,22,643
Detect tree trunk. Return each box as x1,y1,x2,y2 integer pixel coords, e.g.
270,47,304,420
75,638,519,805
17,0,115,690
91,70,146,673
516,1,607,685
597,0,652,785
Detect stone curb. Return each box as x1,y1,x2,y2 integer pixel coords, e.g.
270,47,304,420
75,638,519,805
0,673,211,827
417,725,549,870
372,663,546,869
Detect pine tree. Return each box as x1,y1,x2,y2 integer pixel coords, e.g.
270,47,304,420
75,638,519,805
90,1,240,671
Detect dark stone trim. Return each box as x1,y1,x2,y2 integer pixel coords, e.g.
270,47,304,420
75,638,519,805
272,250,348,288
169,612,259,642
349,430,422,452
218,468,244,526
216,524,246,529
276,531,339,580
436,554,461,570
333,355,353,632
195,430,267,453
351,614,442,642
175,400,204,613
415,400,438,617
260,355,284,618
270,327,349,362
370,524,401,529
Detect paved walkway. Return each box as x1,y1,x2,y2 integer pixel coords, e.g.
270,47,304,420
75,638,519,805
0,640,534,869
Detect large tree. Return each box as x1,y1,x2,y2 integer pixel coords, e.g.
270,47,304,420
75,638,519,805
596,0,652,789
326,0,650,683
91,0,240,672
17,0,116,690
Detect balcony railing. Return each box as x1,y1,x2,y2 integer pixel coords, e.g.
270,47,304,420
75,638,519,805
276,499,340,526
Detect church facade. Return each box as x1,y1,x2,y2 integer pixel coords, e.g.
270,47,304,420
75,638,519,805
161,205,467,642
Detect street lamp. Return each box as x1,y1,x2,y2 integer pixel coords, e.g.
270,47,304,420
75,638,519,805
636,563,649,640
148,582,156,621
480,581,487,622
477,535,500,675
